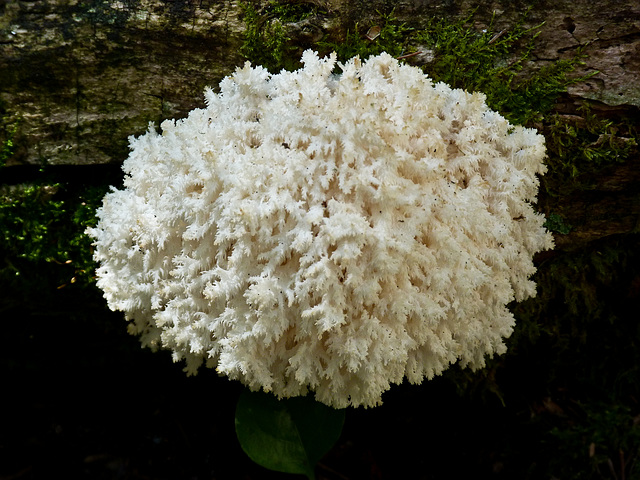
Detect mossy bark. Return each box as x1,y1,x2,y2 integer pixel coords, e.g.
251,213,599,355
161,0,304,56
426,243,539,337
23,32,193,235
1,0,245,166
1,0,639,247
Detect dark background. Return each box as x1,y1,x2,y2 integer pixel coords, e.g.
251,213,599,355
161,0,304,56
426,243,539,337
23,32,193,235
2,218,639,479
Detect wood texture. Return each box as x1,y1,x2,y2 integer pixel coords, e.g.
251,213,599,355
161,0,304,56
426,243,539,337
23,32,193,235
1,0,638,248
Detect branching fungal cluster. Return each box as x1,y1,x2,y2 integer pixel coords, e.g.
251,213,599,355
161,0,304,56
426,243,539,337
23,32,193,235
89,51,553,408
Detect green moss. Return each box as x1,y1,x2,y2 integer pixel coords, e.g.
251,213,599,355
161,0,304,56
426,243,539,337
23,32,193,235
414,10,540,117
263,1,317,23
238,2,597,133
411,9,598,127
543,104,638,191
1,99,18,168
0,181,109,307
316,10,413,62
239,1,324,72
544,212,573,235
0,123,16,168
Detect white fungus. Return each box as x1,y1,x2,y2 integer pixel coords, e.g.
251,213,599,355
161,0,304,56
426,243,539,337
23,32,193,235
88,51,554,408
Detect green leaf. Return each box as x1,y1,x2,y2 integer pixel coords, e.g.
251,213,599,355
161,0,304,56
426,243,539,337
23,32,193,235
235,389,345,479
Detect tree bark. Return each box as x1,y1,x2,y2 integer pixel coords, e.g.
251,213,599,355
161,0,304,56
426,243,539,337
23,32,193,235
1,0,639,249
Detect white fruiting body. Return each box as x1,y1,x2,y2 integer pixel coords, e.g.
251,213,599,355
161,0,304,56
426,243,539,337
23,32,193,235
89,51,554,408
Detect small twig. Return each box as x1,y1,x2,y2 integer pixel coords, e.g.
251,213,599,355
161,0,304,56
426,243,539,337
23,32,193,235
317,461,351,480
607,456,619,480
396,51,422,60
488,29,507,44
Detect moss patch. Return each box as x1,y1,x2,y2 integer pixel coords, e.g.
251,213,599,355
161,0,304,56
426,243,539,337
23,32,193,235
239,1,325,72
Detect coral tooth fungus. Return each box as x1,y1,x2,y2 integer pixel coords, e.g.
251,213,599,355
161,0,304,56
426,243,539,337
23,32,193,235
89,51,553,408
